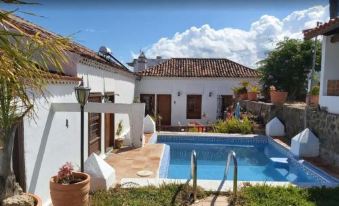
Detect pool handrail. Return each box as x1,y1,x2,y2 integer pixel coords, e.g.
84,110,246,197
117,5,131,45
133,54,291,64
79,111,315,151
191,150,197,202
225,150,238,197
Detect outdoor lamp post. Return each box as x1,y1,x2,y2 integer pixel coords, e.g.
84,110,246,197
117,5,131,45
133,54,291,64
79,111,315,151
75,81,91,172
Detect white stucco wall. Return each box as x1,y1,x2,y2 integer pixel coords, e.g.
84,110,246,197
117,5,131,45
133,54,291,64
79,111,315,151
319,35,339,114
24,84,81,206
135,77,258,125
76,61,136,149
23,59,136,205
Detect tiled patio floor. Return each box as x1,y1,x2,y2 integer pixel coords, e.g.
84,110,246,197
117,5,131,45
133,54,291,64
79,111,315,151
105,139,164,182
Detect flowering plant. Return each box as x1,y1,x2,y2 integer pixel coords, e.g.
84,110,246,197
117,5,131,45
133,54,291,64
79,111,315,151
57,162,75,184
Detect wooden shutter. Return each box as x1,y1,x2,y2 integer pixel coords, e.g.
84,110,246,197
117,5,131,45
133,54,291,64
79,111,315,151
88,94,102,155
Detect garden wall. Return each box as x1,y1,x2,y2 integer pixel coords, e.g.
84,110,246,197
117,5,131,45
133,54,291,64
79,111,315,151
240,100,339,166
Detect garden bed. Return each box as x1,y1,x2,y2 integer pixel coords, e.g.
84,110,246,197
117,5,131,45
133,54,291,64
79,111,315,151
90,184,339,206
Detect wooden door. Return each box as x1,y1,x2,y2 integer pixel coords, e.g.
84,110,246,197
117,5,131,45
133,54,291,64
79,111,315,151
13,120,26,191
157,94,171,125
88,94,102,155
104,94,115,152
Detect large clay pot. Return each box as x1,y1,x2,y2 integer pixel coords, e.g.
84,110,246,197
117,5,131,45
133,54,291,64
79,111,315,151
27,193,42,206
270,91,288,105
309,95,319,106
247,92,258,101
50,172,90,206
115,138,124,149
239,93,248,100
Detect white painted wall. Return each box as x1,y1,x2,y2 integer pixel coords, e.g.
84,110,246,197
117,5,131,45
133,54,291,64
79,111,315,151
136,77,259,125
319,35,339,114
24,84,81,206
23,59,136,205
76,61,135,151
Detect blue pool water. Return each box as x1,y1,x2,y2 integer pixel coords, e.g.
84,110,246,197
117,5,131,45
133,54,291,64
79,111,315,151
156,135,338,186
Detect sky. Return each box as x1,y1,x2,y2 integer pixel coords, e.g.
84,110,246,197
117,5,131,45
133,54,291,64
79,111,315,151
1,0,329,68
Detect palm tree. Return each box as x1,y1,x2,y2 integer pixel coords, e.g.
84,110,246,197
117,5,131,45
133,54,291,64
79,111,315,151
0,6,70,200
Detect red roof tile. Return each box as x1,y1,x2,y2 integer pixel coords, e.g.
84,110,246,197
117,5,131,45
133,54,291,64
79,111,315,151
303,18,339,39
4,12,132,74
137,58,260,78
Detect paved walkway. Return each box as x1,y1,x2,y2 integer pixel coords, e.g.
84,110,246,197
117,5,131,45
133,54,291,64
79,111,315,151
192,195,229,206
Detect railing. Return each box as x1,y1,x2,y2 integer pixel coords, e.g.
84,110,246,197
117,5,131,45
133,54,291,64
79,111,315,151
224,150,238,197
191,150,197,202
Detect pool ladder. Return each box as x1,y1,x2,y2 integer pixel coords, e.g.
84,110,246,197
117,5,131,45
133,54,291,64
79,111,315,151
225,150,238,197
190,150,238,202
191,150,198,202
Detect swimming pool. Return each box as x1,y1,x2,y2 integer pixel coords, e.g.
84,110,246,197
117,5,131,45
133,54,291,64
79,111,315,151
155,133,338,187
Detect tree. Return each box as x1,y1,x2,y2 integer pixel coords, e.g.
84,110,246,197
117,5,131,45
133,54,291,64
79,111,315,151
0,7,70,200
258,38,321,100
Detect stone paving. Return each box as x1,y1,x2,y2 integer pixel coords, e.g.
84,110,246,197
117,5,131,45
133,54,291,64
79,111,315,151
192,195,229,206
105,135,163,182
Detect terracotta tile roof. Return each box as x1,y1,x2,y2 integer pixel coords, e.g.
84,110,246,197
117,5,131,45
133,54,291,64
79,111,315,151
137,58,260,78
304,18,339,39
4,12,132,74
47,72,82,82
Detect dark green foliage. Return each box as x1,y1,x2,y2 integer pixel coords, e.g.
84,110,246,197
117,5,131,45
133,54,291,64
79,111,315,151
258,38,321,100
213,117,253,134
310,86,320,96
91,184,207,206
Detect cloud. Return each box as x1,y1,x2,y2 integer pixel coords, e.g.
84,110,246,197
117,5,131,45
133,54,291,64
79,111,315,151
144,5,329,68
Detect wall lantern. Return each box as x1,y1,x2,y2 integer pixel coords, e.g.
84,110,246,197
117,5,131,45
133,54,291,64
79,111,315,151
178,91,182,97
209,92,213,97
74,80,91,172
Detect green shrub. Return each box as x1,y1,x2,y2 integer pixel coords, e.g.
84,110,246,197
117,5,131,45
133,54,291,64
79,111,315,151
213,117,253,134
188,127,199,132
310,85,320,95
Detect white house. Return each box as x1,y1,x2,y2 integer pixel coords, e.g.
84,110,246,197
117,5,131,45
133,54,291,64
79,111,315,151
4,13,261,205
304,2,339,114
5,15,141,205
132,56,260,126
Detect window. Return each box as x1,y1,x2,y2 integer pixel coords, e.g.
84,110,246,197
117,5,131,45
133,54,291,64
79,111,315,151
186,95,202,119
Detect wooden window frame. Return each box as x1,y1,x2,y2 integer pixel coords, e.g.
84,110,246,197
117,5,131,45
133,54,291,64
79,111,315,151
186,95,202,119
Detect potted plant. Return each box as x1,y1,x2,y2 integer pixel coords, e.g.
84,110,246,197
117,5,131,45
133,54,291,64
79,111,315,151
270,85,288,105
309,85,319,106
50,162,90,206
248,84,259,101
239,81,249,100
232,87,241,99
115,120,124,149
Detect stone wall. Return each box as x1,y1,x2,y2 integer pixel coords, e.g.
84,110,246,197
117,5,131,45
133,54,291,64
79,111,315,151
240,100,339,166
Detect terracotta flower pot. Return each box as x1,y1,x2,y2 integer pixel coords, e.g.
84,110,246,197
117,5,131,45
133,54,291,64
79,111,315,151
27,193,42,206
270,91,288,105
50,172,90,206
247,92,258,101
239,93,248,100
309,95,319,106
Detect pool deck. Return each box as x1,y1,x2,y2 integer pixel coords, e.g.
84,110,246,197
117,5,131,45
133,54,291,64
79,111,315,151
105,133,163,182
